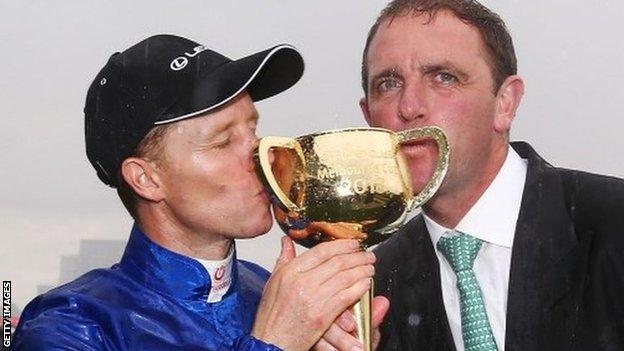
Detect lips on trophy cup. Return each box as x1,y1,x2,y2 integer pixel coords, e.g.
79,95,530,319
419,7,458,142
254,126,449,351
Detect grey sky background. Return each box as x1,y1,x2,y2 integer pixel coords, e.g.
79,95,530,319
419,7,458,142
2,1,623,310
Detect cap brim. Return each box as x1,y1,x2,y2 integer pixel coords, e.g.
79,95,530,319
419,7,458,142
154,44,304,125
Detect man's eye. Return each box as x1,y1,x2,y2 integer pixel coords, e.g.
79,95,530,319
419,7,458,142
434,72,458,85
377,78,401,93
215,138,231,149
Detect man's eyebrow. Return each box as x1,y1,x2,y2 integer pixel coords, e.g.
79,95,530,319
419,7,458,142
370,67,402,84
203,109,258,141
421,61,469,79
197,117,234,141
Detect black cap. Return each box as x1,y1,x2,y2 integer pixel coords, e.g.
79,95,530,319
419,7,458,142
85,34,304,187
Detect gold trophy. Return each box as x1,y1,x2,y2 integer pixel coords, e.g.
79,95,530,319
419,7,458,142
254,126,449,351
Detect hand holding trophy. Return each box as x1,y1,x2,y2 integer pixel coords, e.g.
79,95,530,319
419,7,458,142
254,126,449,350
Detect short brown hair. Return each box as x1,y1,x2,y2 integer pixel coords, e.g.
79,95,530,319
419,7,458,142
116,124,172,219
362,0,517,95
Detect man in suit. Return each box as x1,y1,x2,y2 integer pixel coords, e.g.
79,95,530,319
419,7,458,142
358,1,624,350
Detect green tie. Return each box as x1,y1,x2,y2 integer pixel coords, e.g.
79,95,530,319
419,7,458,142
437,232,498,351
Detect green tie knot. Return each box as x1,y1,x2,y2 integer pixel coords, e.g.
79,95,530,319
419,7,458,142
437,232,483,272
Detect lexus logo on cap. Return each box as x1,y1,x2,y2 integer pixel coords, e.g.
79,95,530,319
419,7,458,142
170,45,210,71
170,57,188,71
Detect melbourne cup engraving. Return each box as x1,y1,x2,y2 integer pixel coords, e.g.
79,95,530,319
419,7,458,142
254,126,449,351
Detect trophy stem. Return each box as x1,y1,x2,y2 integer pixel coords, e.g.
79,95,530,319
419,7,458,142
352,278,373,351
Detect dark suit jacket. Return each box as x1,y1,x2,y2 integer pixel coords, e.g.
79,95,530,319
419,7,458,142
374,142,624,350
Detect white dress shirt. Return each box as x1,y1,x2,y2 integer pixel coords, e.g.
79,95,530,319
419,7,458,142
423,146,527,351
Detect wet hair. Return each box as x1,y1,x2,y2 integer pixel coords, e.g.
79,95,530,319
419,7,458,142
361,0,517,95
116,124,172,219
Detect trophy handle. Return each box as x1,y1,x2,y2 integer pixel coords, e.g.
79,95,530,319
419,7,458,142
256,136,305,213
396,126,450,210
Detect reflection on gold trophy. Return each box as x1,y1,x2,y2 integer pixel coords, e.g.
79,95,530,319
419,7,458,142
254,126,449,351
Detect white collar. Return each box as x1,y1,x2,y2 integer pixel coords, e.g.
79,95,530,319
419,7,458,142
424,145,527,248
195,243,235,303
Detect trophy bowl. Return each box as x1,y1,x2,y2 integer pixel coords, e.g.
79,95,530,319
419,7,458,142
254,126,449,248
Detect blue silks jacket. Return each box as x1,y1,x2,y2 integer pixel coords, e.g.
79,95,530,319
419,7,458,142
12,225,282,351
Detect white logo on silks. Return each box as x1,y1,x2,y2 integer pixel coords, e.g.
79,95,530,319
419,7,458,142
170,45,209,71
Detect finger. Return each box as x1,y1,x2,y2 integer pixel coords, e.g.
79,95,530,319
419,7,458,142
273,236,296,271
313,337,338,351
336,310,356,333
312,221,367,240
293,239,361,272
325,278,372,316
316,264,375,303
317,322,362,351
289,221,357,241
372,328,381,350
288,227,314,240
371,296,390,329
309,250,375,286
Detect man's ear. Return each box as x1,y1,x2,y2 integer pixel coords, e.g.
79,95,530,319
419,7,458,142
360,97,373,126
493,75,525,134
120,157,165,202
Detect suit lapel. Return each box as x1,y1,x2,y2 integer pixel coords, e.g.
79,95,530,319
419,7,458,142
401,216,457,350
375,215,456,350
505,142,581,350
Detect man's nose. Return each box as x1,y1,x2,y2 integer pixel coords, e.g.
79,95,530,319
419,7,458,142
244,134,260,172
398,82,427,122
